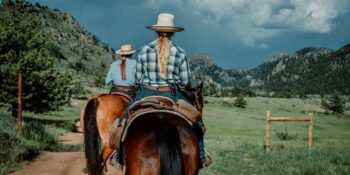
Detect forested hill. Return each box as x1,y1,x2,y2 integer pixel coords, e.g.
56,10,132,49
2,1,349,96
1,1,115,87
189,44,350,95
37,4,116,86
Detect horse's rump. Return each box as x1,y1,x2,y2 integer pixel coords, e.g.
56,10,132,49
81,94,130,175
122,112,200,175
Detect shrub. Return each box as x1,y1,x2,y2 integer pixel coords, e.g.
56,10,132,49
322,95,345,113
20,121,60,151
234,96,247,108
222,101,233,108
274,130,298,140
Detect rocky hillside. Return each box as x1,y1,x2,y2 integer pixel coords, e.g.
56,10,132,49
18,2,116,86
189,44,350,95
189,54,247,88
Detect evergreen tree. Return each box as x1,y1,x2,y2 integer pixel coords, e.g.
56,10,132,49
231,86,242,97
0,0,73,117
328,95,345,113
234,95,247,108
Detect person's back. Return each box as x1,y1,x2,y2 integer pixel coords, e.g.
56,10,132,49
133,13,212,167
106,58,136,86
106,44,137,98
136,38,190,89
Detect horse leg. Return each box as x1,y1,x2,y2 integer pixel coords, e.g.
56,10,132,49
101,142,114,171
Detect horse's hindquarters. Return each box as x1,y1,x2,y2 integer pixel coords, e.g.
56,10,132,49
123,113,200,175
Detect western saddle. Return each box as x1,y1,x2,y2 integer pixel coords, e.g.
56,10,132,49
109,95,202,151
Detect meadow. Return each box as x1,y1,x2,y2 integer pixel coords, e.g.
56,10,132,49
1,95,349,175
200,97,350,175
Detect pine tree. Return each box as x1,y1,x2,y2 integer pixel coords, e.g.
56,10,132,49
328,95,345,113
234,95,247,108
231,86,242,97
0,0,73,117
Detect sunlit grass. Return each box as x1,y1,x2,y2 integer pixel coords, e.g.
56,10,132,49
200,97,350,175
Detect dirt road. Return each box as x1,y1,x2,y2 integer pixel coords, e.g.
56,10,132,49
9,132,123,175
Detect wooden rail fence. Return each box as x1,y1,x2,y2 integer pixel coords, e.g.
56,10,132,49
265,110,313,151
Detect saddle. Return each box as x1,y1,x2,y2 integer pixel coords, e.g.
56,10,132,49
110,91,133,102
129,96,201,123
109,96,202,151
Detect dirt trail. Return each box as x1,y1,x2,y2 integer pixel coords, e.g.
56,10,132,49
9,128,123,175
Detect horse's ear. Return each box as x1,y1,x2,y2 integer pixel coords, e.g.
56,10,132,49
197,81,204,94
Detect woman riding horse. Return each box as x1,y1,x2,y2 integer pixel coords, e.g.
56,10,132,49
106,44,137,169
134,13,211,168
81,44,136,174
106,44,137,98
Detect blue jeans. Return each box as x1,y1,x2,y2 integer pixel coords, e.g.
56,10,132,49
133,86,206,161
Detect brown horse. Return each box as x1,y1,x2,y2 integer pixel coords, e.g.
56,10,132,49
120,83,204,175
82,83,204,175
80,94,130,175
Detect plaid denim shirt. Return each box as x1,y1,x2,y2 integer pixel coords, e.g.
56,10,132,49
136,39,191,87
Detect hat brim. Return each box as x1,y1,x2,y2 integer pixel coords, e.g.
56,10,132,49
115,50,136,55
147,25,184,32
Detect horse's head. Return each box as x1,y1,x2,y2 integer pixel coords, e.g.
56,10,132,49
182,82,204,114
193,82,204,113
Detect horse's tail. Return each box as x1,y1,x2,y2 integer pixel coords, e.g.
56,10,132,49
84,98,102,175
156,121,184,175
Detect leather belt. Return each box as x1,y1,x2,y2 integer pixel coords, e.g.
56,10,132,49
113,86,135,92
144,85,171,92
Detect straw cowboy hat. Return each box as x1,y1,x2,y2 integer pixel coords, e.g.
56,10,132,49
147,13,184,32
115,44,136,55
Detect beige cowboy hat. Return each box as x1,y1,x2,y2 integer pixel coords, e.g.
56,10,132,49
115,44,136,55
147,13,184,32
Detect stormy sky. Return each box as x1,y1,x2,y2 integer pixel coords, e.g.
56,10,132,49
28,0,350,70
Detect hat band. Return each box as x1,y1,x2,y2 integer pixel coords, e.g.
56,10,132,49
120,50,133,52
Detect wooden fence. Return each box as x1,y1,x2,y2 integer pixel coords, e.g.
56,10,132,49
265,110,313,151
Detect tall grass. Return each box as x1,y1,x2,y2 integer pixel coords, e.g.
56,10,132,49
200,97,350,175
0,108,66,174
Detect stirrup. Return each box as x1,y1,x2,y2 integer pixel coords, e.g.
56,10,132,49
109,151,123,170
202,148,213,168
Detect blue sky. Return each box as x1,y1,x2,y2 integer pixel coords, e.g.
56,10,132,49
28,0,350,70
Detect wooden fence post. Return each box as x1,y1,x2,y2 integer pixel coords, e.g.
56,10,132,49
308,113,313,149
265,110,271,151
265,111,314,151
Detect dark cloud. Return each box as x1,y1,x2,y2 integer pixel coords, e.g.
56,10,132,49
28,0,350,69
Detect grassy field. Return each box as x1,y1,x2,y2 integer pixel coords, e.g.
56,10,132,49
200,97,350,175
1,95,349,175
0,102,85,174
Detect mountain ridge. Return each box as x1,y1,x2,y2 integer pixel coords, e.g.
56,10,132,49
189,45,350,95
4,1,348,95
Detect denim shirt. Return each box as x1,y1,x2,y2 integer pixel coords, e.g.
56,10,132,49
105,58,137,86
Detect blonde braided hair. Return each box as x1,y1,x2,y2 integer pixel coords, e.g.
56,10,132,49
156,32,173,79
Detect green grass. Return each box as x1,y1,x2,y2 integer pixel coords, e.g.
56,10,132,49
1,96,349,174
0,101,84,174
200,97,350,175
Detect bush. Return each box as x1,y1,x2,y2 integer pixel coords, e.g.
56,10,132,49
274,130,298,140
21,121,45,141
322,95,345,113
222,101,233,108
0,110,61,174
20,121,60,151
0,131,21,162
234,96,247,108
